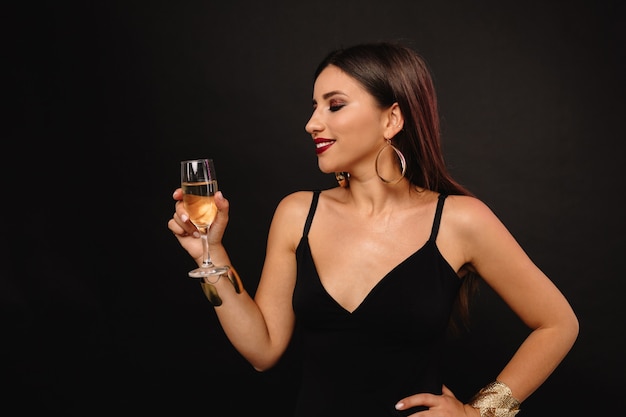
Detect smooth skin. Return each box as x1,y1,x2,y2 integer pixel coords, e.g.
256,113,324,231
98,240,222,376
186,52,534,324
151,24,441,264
168,65,579,416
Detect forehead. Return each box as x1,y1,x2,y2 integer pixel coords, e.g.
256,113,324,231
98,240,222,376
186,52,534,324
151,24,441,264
313,65,366,98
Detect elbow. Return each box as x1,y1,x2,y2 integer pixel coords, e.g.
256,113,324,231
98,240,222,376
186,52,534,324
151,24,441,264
252,363,275,372
250,358,280,372
252,362,268,372
553,307,580,350
567,311,580,346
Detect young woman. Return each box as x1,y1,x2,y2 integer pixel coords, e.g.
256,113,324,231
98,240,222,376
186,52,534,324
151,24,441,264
168,41,578,417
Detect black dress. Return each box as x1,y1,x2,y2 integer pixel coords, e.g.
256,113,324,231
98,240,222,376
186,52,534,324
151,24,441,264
292,191,461,416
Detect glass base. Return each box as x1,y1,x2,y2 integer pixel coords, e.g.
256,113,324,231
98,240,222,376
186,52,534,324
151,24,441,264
188,264,230,278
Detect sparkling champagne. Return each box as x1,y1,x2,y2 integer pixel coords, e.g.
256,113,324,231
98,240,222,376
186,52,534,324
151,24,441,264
182,180,218,228
180,158,229,278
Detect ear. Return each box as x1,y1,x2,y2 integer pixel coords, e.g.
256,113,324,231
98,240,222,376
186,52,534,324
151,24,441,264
383,102,404,139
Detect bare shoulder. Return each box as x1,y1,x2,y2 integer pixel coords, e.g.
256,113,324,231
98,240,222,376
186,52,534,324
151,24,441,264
437,194,518,274
440,194,515,249
268,191,318,245
274,190,317,218
447,194,527,252
443,194,502,230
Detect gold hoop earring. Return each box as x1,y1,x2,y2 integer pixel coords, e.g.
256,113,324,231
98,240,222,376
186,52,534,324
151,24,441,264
335,172,350,188
375,139,406,184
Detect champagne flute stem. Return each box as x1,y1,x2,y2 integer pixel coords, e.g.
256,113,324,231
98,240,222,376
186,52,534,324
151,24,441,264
199,229,214,268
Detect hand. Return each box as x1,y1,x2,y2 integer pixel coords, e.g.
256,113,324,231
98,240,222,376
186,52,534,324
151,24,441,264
394,385,480,417
167,188,230,263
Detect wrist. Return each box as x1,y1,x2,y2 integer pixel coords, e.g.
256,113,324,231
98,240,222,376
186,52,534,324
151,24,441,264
200,266,243,306
468,381,521,417
463,404,481,417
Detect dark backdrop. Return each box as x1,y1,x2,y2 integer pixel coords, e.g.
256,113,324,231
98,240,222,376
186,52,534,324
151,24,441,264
5,1,625,416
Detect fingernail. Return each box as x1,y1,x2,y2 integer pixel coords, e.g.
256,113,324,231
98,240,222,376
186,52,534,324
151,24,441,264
395,402,404,410
181,214,188,222
193,231,200,238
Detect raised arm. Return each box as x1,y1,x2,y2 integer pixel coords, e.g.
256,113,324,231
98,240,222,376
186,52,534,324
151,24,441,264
168,189,311,371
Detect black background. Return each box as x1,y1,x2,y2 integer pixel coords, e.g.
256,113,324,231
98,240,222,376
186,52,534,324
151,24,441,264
5,1,625,415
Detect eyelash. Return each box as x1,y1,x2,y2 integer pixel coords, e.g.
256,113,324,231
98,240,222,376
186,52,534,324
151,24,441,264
311,100,345,112
329,102,345,112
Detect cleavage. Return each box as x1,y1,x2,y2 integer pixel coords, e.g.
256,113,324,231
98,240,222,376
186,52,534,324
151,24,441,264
310,238,428,313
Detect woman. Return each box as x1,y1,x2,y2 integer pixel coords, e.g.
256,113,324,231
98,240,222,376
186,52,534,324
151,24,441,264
168,42,578,416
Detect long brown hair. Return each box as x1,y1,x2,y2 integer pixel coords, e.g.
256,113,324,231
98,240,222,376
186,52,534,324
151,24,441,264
314,41,479,331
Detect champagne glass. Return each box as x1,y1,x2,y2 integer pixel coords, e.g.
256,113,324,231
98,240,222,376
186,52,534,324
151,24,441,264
181,158,229,278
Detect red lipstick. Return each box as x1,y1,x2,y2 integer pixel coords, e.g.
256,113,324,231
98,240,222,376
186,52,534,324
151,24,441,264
314,138,335,155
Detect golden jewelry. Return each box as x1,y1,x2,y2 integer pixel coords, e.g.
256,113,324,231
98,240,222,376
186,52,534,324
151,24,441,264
469,381,521,417
335,172,350,188
375,139,406,184
200,267,242,306
200,280,222,306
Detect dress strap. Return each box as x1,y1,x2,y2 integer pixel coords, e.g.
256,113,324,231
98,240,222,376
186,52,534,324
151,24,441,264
428,194,448,242
302,190,321,238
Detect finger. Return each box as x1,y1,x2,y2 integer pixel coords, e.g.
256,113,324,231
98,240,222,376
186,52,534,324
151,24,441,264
395,393,438,411
210,191,230,230
174,199,185,213
167,217,186,236
214,191,229,211
441,385,455,397
174,201,192,225
170,212,200,237
172,188,183,200
171,195,202,237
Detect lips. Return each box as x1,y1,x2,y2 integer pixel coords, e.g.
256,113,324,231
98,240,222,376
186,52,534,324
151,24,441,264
314,138,335,155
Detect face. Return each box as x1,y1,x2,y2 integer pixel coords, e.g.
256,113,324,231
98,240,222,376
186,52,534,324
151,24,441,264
305,65,390,175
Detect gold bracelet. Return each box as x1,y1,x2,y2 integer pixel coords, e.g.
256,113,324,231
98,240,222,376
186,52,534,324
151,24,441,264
469,381,521,417
200,267,242,306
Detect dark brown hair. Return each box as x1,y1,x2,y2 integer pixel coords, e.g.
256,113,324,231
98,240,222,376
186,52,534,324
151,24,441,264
315,41,479,331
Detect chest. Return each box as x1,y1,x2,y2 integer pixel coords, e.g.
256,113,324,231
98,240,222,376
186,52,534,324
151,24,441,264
294,236,461,329
307,214,434,312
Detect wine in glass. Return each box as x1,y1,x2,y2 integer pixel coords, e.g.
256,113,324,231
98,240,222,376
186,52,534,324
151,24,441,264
181,158,230,278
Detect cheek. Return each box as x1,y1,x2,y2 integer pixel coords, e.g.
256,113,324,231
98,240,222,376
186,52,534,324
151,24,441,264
341,116,382,146
333,111,380,138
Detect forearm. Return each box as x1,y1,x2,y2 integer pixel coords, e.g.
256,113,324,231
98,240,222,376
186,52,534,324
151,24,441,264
462,321,576,417
198,243,286,370
491,322,578,402
211,278,280,369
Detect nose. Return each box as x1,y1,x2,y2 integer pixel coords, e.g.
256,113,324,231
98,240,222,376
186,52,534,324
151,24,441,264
305,110,322,136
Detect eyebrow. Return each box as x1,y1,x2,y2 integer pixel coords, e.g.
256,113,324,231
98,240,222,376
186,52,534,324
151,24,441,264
312,90,346,105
